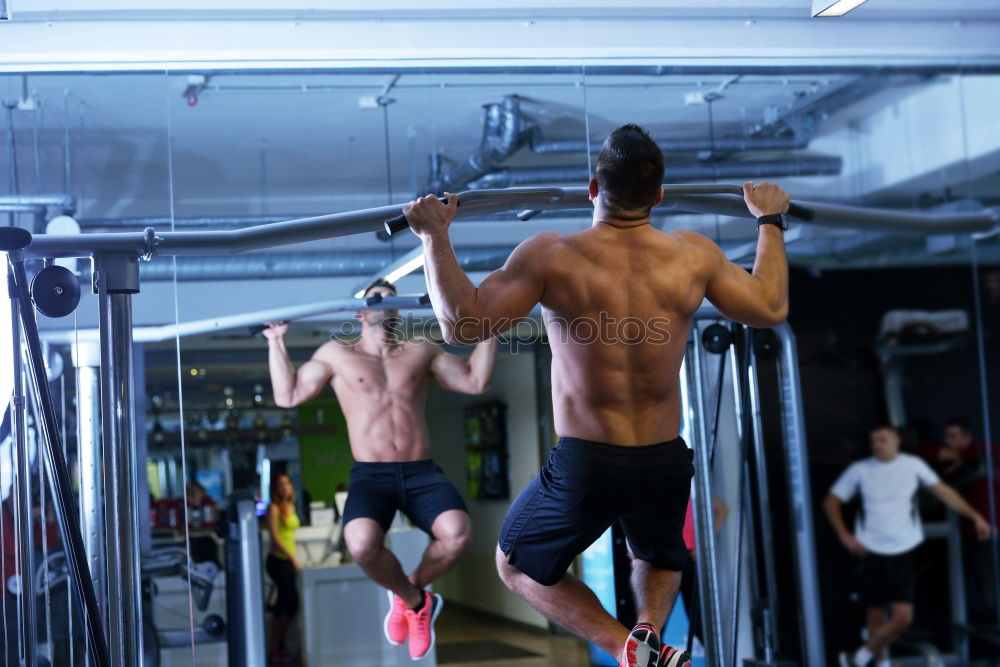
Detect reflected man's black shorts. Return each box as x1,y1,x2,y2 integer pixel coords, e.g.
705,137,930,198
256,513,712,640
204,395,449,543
854,549,916,607
499,436,694,586
343,459,468,535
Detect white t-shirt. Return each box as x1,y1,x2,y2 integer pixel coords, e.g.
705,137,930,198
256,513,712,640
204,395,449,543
830,453,941,555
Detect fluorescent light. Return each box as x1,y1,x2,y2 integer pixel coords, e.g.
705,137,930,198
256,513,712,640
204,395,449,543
353,247,425,299
812,0,869,17
384,254,425,285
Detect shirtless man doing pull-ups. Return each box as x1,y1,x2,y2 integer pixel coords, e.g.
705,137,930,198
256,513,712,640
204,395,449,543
265,281,497,660
404,123,790,667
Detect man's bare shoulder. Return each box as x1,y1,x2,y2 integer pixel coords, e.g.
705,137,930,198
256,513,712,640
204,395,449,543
668,229,721,251
513,231,562,260
404,337,443,356
313,338,355,361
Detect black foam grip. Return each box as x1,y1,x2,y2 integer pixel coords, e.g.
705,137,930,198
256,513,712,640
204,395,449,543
383,215,409,236
382,196,452,237
787,202,814,221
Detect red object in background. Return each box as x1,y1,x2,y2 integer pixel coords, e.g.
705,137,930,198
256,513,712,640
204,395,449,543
919,440,979,478
201,501,216,528
2,502,16,599
1,500,60,599
166,499,182,530
972,468,1000,531
683,497,696,552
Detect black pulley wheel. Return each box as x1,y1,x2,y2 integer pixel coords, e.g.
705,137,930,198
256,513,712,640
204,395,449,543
752,328,780,360
31,265,82,318
701,323,732,354
203,613,226,637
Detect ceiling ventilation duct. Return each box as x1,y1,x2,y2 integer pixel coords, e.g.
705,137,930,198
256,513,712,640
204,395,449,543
426,95,532,195
468,155,842,189
105,247,519,282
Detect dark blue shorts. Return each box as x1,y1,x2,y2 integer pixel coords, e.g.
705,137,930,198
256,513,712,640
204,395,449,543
343,459,468,536
499,436,694,586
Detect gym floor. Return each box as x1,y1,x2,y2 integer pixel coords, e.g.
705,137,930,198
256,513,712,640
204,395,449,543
436,603,591,666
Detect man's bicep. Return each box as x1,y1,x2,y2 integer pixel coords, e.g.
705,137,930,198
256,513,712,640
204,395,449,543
294,358,334,400
471,236,551,332
705,260,769,325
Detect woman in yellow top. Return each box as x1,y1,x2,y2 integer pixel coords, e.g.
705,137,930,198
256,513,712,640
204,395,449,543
266,472,301,661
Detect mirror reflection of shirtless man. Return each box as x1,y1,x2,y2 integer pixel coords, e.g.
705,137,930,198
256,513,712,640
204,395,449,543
264,280,497,660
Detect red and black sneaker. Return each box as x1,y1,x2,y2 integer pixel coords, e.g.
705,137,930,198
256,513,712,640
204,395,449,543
620,623,661,667
659,644,692,667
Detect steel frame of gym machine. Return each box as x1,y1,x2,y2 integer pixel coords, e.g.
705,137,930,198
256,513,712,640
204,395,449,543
2,185,998,666
681,314,822,667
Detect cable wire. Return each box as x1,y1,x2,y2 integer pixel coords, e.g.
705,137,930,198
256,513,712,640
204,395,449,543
164,71,198,664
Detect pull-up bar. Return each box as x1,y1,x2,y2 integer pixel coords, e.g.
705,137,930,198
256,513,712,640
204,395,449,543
23,185,1000,260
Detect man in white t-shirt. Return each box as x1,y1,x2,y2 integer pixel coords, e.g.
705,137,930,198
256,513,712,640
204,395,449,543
824,423,992,667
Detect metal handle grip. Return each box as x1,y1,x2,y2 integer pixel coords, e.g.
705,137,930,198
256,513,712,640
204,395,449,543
382,196,452,237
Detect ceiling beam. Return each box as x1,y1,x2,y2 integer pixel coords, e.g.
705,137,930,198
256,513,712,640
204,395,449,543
3,14,1000,73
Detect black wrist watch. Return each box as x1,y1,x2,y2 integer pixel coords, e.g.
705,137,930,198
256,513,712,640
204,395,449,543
756,213,788,232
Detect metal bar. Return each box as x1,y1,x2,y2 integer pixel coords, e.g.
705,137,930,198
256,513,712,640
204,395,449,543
230,500,266,667
0,195,76,210
727,329,748,667
8,64,1000,77
970,241,1000,626
663,193,999,234
945,513,969,663
21,186,999,259
9,272,38,667
772,323,825,666
40,294,434,344
98,289,143,666
727,337,769,663
71,343,105,626
687,331,726,667
6,253,111,667
746,337,781,662
0,204,46,214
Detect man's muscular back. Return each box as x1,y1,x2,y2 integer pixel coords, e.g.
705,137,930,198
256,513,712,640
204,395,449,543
539,224,725,446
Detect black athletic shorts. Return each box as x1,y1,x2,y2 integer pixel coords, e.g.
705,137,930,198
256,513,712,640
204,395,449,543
854,549,916,607
499,436,694,586
343,459,468,535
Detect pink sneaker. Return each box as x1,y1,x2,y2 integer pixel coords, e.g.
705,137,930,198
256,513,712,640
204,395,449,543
659,644,692,667
384,591,409,646
404,591,442,660
620,623,660,667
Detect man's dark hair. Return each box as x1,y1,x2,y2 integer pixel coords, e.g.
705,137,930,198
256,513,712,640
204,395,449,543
361,278,397,297
944,416,972,433
869,423,899,437
594,124,665,217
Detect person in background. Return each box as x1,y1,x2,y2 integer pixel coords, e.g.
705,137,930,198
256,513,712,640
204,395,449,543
266,472,301,663
824,424,993,667
923,416,1000,622
920,416,981,485
185,481,221,566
